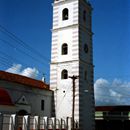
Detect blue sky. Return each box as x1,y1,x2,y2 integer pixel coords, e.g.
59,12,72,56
0,0,130,105
0,0,52,81
92,0,130,82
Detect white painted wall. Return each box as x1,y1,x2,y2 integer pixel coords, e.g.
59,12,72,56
51,0,95,129
51,0,79,120
0,80,52,117
53,0,78,29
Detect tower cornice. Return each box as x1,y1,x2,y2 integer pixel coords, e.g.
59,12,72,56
51,23,94,36
50,59,94,67
51,24,78,32
53,0,78,6
79,25,94,36
79,58,94,67
53,0,92,10
80,0,93,10
50,60,79,65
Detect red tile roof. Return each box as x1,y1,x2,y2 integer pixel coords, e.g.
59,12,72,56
96,106,130,111
0,87,14,106
0,71,50,90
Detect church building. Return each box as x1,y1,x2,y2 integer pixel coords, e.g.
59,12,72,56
0,71,52,117
0,0,95,129
50,0,95,130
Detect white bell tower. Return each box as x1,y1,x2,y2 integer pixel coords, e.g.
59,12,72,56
50,0,95,129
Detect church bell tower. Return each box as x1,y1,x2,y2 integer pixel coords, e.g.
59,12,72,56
50,0,95,129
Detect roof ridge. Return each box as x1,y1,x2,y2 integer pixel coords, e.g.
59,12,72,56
0,71,50,90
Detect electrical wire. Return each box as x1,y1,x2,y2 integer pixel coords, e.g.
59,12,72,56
0,24,50,62
0,52,47,77
0,38,48,67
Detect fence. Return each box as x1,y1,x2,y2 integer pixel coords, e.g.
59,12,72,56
0,113,79,130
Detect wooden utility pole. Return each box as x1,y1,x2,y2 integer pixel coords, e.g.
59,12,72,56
69,75,79,130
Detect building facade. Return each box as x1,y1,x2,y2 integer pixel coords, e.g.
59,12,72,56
95,106,130,130
50,0,95,129
0,71,52,117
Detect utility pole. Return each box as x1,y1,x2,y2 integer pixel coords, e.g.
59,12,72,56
69,75,79,130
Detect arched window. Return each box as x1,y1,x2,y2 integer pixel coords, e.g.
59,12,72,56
62,8,69,20
61,69,68,79
62,43,68,55
84,70,87,80
83,10,86,22
84,43,88,53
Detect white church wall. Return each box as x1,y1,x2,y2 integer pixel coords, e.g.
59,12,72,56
0,80,52,117
57,28,73,62
0,106,15,114
50,61,79,120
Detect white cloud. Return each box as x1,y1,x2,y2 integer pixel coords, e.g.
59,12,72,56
6,64,22,74
94,78,130,106
21,67,39,79
6,64,39,79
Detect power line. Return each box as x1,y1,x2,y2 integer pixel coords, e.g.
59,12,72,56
0,57,16,71
0,38,48,67
0,24,50,62
0,50,23,64
0,57,45,80
0,51,46,76
0,24,51,81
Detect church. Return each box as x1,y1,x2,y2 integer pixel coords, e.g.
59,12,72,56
0,0,95,130
0,71,52,117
